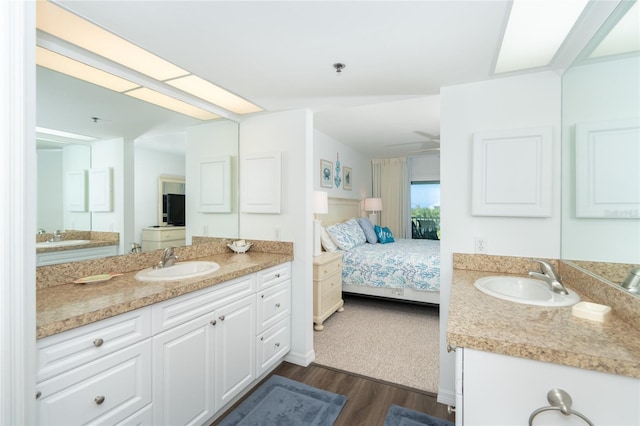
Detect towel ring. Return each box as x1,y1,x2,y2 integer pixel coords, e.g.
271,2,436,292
528,389,594,426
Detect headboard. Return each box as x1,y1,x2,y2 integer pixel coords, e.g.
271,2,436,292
322,197,363,226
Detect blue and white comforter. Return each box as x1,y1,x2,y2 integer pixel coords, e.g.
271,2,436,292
342,239,440,291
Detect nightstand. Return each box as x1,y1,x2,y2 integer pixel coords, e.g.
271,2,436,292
312,251,344,331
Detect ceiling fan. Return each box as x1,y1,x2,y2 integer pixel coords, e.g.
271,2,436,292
406,131,440,154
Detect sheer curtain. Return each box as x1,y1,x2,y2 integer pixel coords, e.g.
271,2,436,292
372,158,409,238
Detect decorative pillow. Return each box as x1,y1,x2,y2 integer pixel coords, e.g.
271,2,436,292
326,218,367,250
357,217,378,244
374,225,395,244
320,227,339,252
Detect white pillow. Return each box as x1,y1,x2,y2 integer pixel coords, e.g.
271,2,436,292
325,218,366,250
320,227,339,252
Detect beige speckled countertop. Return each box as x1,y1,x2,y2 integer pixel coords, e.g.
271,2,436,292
448,266,640,379
37,240,293,339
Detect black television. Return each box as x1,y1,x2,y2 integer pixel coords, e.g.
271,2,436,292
165,193,185,226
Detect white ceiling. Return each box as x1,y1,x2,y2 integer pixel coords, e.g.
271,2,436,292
40,0,607,157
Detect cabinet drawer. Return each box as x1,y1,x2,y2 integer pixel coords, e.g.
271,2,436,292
37,309,151,382
141,227,185,242
116,404,152,426
257,318,291,376
320,285,342,314
257,262,291,290
316,272,342,298
313,259,342,281
256,281,291,334
36,340,151,426
152,274,255,334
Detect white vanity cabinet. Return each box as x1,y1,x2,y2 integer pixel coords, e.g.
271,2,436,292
152,274,256,425
256,264,292,375
36,244,118,266
457,347,640,425
36,261,292,426
35,310,153,425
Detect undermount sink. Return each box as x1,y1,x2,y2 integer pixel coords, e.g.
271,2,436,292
474,276,580,307
134,261,220,282
35,239,91,248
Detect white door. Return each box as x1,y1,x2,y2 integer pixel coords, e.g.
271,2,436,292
152,315,215,426
215,296,256,410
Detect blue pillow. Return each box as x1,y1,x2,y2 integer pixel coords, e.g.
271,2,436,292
357,217,378,244
374,225,395,244
326,218,367,250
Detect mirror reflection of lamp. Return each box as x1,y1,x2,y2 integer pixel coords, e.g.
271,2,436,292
312,191,329,256
364,198,383,226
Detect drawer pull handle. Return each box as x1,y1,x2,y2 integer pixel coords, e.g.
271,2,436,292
275,342,280,347
275,273,281,278
261,294,264,298
260,336,264,341
219,315,225,321
275,303,281,308
93,338,104,347
210,320,217,326
94,396,105,405
35,391,41,400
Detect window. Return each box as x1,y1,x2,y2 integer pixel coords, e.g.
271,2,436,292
411,181,440,240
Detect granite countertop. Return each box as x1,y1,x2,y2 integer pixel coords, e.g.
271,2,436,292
447,269,640,379
37,251,293,339
36,240,117,253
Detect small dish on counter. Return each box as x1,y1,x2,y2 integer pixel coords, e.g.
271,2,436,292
73,273,123,284
227,240,253,254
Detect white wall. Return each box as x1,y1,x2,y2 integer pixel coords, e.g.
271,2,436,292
239,109,315,367
37,150,63,232
91,137,125,254
438,71,562,404
186,120,239,243
562,55,640,263
133,142,186,244
313,129,372,203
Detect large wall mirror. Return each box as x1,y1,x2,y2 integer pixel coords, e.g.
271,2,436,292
561,1,639,285
36,62,240,263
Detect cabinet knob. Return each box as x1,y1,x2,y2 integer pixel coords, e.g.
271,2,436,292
260,336,264,341
94,396,105,405
35,391,41,400
93,338,104,347
275,303,281,308
275,342,280,347
219,315,225,321
275,273,281,278
210,320,217,326
261,294,264,298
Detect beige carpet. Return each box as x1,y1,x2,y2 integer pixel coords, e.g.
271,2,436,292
313,295,440,394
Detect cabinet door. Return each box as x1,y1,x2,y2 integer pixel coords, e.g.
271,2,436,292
152,315,215,426
215,296,256,410
462,348,640,425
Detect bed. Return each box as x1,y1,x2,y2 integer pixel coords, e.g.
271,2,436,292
322,197,440,305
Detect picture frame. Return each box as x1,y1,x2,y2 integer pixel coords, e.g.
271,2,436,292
343,166,352,190
320,159,333,188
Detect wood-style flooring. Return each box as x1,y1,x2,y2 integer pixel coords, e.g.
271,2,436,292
212,362,455,425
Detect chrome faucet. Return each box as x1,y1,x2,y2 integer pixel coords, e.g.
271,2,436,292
50,230,63,242
153,247,178,269
37,228,46,235
621,267,640,295
528,259,569,295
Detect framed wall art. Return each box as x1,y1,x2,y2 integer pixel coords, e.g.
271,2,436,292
343,166,352,190
320,159,333,188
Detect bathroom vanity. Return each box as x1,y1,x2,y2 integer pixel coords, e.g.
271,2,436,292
35,241,293,426
448,255,640,425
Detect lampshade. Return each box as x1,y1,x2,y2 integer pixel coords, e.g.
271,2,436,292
312,191,329,214
364,198,383,212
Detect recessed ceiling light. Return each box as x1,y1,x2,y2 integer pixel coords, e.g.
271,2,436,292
166,75,263,115
36,126,98,141
124,87,221,121
36,46,140,93
495,0,589,74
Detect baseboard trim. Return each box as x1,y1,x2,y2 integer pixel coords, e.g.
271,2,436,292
284,349,315,367
437,387,456,407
